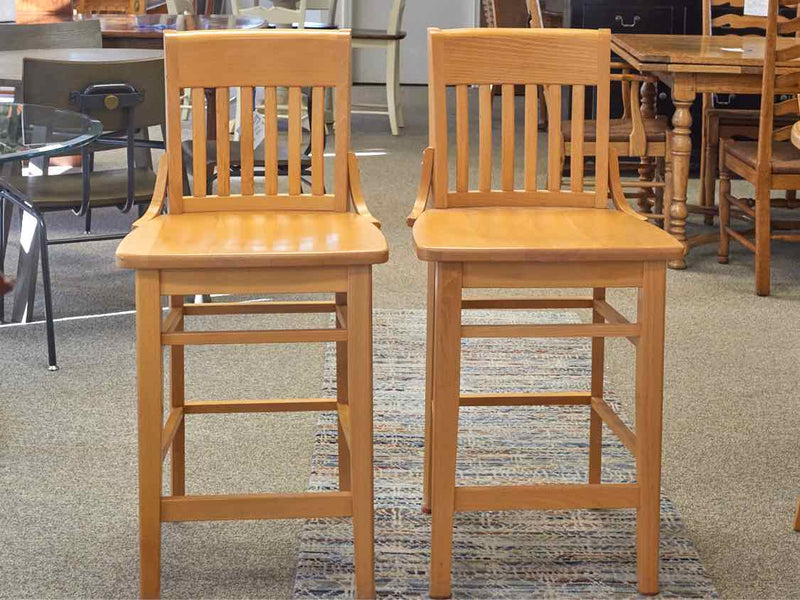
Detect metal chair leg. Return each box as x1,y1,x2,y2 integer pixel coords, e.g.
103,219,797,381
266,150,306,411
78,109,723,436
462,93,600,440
38,215,58,371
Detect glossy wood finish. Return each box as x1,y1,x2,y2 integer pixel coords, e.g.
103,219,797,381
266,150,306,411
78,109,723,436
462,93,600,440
613,32,800,268
74,0,146,14
413,27,681,599
717,0,800,296
117,30,384,599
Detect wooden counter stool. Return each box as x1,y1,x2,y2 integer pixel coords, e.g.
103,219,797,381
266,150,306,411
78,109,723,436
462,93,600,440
408,27,683,598
116,30,386,599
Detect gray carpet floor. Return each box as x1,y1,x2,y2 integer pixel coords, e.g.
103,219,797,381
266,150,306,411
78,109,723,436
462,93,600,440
1,85,799,598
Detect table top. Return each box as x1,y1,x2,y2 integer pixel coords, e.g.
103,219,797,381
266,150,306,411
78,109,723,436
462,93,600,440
75,14,265,37
0,103,101,163
612,34,800,74
0,48,163,87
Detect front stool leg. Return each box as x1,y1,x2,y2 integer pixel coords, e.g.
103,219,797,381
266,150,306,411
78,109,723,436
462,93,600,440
635,262,667,596
347,266,375,599
136,271,164,599
422,262,437,514
336,291,352,492
429,262,463,600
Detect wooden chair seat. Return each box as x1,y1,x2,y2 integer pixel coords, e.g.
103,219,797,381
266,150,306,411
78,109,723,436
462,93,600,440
563,115,669,143
412,207,683,263
726,140,800,174
350,28,407,41
7,168,156,209
116,211,388,269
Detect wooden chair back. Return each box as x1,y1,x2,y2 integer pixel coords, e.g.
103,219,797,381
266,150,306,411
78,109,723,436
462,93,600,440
163,29,351,215
703,0,799,36
73,0,145,14
754,0,800,173
231,0,308,27
427,27,611,209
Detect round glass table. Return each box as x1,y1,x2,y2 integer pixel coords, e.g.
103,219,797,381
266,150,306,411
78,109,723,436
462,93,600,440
0,104,102,370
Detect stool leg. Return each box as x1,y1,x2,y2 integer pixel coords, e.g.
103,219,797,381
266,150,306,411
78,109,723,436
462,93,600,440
347,267,375,599
169,295,185,496
589,288,605,484
422,262,436,514
794,498,800,532
636,262,667,596
429,262,462,600
136,271,164,599
336,291,352,492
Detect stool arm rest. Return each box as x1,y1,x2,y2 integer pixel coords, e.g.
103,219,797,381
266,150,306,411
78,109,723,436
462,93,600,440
132,154,168,229
609,148,647,221
406,147,434,227
347,152,381,229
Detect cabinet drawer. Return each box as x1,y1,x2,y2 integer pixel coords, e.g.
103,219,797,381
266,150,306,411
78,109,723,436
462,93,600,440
581,5,676,34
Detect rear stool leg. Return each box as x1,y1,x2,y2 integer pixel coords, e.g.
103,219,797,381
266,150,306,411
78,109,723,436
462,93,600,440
589,288,605,484
38,218,57,370
429,262,463,600
718,159,731,265
636,262,667,596
386,41,400,136
336,292,352,492
136,271,164,599
169,295,185,496
422,262,437,514
347,267,375,599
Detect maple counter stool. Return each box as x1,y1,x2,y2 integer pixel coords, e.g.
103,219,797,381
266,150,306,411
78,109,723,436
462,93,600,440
408,27,684,598
115,29,387,599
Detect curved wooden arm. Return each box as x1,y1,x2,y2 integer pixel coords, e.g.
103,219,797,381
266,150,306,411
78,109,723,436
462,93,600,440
609,148,647,221
406,147,434,227
347,152,381,229
132,154,168,229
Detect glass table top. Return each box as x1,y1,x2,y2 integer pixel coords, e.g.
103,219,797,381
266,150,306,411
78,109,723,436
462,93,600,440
77,14,266,34
0,103,102,163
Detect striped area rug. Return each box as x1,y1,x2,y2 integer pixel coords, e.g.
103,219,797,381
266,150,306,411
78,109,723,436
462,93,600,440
292,309,717,598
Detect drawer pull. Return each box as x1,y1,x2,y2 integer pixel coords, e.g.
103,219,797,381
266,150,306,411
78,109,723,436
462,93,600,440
615,15,641,28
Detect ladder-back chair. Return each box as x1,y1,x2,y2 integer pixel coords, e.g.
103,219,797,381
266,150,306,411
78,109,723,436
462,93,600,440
701,0,800,220
718,0,800,295
408,27,683,598
525,0,672,225
116,29,386,599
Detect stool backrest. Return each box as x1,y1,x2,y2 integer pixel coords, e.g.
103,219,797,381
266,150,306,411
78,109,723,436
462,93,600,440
0,20,102,51
22,57,165,132
704,0,799,36
163,29,351,214
427,27,611,210
231,0,308,28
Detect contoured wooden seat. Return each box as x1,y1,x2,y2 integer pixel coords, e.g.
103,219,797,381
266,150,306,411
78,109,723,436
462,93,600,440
408,27,682,599
116,29,385,599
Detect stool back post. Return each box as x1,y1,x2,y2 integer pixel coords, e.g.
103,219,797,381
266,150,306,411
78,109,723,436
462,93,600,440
427,27,611,209
162,29,351,214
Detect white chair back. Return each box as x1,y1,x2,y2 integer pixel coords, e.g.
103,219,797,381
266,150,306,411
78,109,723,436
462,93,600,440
166,0,194,14
230,0,308,28
387,0,405,35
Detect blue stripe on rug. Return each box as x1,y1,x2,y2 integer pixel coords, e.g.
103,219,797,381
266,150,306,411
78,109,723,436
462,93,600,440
292,308,717,598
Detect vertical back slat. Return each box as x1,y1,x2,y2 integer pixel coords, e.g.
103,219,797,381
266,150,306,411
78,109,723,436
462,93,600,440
478,84,492,192
264,86,278,196
166,83,184,212
593,32,611,207
191,88,207,197
524,84,538,192
455,84,469,192
239,86,255,196
288,86,302,196
501,84,515,191
215,87,230,196
570,85,585,192
546,85,562,192
311,86,325,196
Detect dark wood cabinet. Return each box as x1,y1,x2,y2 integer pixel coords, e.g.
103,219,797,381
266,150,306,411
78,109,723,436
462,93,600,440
571,0,704,168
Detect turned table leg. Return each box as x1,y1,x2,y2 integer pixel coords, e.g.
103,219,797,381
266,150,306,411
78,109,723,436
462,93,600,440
638,80,658,214
668,82,695,270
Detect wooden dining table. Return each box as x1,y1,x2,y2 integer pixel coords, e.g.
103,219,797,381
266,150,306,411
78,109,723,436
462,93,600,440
612,33,800,269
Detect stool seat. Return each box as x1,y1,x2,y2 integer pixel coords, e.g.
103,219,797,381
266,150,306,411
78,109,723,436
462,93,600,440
412,207,683,263
117,210,389,269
